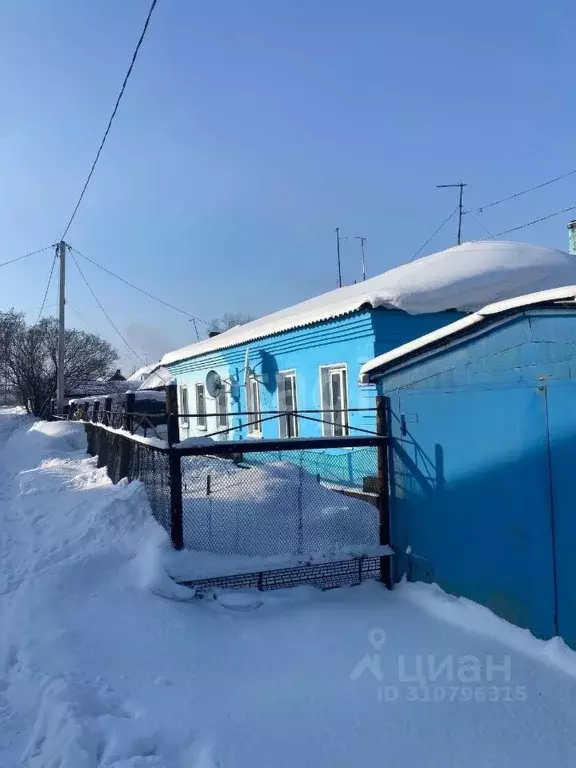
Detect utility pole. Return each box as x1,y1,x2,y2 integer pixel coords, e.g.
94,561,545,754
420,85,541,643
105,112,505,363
355,236,367,281
335,227,343,288
57,240,66,415
437,182,467,245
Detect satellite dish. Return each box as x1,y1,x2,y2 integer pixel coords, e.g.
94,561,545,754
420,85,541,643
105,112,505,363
206,370,223,398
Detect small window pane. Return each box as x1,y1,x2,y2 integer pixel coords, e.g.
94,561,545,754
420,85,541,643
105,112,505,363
248,378,261,435
217,389,228,427
180,386,189,427
196,384,206,427
278,372,298,438
319,365,349,437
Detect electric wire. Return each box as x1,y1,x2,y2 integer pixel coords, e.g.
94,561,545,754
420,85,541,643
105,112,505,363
463,208,495,240
475,203,576,241
69,245,214,327
36,246,58,323
0,243,55,269
61,0,159,239
410,207,459,261
69,249,145,364
471,168,576,214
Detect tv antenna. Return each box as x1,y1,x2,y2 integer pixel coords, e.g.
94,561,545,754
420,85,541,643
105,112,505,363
437,182,467,245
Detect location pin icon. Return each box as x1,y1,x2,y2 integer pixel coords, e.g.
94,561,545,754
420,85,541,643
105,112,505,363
368,628,387,649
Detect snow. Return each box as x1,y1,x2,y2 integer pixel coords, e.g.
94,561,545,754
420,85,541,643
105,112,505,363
127,364,157,382
360,282,576,376
179,455,379,555
139,367,174,390
162,240,576,365
92,421,169,450
3,408,576,766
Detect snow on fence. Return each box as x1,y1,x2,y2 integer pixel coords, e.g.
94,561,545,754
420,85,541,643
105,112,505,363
68,386,392,591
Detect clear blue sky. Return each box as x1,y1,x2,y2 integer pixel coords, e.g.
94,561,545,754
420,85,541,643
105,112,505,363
0,0,575,373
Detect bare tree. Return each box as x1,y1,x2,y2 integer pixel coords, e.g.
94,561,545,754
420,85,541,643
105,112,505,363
211,312,255,333
5,317,117,416
0,310,25,405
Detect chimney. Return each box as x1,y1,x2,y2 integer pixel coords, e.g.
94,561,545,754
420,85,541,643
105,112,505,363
568,220,576,255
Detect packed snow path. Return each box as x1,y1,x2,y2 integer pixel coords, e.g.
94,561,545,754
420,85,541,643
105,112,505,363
1,410,576,767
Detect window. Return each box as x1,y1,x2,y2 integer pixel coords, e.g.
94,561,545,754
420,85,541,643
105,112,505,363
320,365,349,437
277,371,299,438
179,385,189,427
247,377,261,436
195,383,207,428
215,386,229,428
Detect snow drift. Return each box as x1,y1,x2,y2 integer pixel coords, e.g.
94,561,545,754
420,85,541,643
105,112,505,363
4,411,576,767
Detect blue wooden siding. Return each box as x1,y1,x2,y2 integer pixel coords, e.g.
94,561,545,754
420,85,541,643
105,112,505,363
377,309,576,646
165,307,462,488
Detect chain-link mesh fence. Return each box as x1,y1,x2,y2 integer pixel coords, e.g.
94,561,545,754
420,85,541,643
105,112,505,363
180,447,379,556
85,423,171,535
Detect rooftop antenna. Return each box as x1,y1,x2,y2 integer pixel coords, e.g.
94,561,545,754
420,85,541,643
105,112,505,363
355,236,367,281
335,227,348,287
188,317,200,341
437,182,468,245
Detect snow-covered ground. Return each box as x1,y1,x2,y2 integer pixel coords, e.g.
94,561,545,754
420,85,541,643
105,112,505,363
2,408,576,767
180,455,378,556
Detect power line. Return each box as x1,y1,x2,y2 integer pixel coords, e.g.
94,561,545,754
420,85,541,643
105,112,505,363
69,245,214,327
470,167,576,214
0,243,55,269
67,302,95,330
475,202,576,241
61,0,160,239
463,207,495,240
410,207,459,262
69,249,145,364
36,246,58,323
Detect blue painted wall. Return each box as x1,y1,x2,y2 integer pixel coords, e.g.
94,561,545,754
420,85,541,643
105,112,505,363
165,307,461,486
375,308,576,647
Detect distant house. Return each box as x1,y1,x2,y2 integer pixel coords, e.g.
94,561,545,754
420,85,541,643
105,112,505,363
361,284,576,649
161,241,576,449
108,369,126,382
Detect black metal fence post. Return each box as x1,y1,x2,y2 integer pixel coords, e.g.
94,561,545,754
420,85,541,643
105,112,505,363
376,395,392,588
103,397,112,426
166,384,184,550
123,392,135,433
119,393,136,480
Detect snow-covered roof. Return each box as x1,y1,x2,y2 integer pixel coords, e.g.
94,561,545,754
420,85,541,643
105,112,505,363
138,367,174,390
162,241,576,366
361,284,576,377
127,363,159,382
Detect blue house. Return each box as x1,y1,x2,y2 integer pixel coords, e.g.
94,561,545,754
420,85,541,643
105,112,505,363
362,284,576,648
160,241,576,487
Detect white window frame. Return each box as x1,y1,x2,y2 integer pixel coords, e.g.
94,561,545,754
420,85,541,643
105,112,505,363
246,376,262,437
319,364,349,437
179,385,189,428
277,370,299,438
195,383,207,430
214,384,230,430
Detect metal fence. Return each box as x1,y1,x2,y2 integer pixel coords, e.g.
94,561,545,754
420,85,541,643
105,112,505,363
180,446,379,556
68,385,391,591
